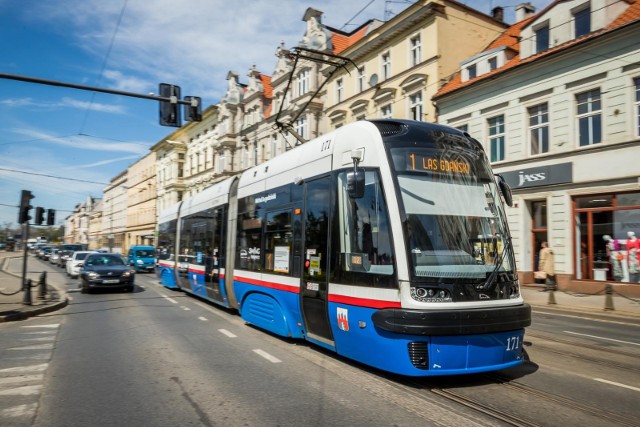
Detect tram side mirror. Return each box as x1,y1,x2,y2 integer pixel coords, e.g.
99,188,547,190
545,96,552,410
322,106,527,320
347,169,365,199
495,174,513,207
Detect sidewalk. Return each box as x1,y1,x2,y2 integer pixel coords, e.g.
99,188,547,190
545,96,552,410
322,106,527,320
0,252,68,322
520,284,640,320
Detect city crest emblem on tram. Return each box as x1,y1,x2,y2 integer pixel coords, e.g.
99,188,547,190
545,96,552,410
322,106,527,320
337,307,349,332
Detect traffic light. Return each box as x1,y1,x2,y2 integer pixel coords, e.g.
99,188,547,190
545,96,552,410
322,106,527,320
184,96,202,122
159,83,182,127
34,207,45,225
18,190,34,224
47,209,55,226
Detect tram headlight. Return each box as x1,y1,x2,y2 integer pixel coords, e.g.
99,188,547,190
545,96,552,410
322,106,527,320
410,287,452,303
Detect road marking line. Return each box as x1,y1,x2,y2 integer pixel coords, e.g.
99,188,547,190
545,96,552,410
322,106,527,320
253,349,282,363
218,329,237,338
6,354,51,360
181,306,191,311
21,337,55,342
2,403,38,418
0,375,43,386
8,343,54,351
0,364,48,373
198,317,208,321
0,384,42,396
21,324,59,329
22,331,56,335
563,330,640,346
594,378,640,392
162,296,178,304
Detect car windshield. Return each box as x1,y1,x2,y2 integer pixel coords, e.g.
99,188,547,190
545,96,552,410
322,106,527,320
75,252,90,260
389,139,515,285
86,255,125,266
136,250,155,257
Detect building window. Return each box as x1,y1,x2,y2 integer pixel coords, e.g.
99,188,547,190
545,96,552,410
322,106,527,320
576,89,602,146
531,200,548,275
635,77,640,136
488,57,498,71
254,144,258,166
457,124,468,133
528,103,549,155
467,64,477,80
336,78,343,103
409,92,422,121
357,66,366,92
217,153,225,173
381,104,392,119
297,69,309,97
382,52,391,80
535,25,549,53
295,117,307,140
488,115,505,162
410,35,421,66
272,134,279,157
574,6,591,38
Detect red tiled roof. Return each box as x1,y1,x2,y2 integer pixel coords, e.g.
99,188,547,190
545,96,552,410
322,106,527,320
331,24,369,55
434,0,640,99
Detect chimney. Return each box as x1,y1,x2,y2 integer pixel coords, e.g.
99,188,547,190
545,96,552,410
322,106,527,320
516,3,536,22
492,6,504,22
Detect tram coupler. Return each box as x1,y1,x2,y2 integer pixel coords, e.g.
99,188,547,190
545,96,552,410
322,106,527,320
22,279,33,306
604,283,614,311
37,271,48,300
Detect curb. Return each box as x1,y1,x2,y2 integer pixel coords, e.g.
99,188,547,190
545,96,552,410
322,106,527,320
0,297,69,323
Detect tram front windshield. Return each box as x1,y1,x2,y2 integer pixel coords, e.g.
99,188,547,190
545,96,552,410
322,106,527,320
389,137,515,284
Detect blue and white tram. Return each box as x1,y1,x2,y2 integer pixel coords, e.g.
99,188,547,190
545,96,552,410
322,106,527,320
157,119,531,376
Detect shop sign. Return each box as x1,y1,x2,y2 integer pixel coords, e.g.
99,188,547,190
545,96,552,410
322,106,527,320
500,163,572,189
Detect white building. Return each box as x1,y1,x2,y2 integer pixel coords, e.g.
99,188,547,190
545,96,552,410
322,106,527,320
434,0,640,291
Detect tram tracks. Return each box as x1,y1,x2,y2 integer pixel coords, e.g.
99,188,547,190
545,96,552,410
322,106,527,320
525,332,640,373
390,364,639,427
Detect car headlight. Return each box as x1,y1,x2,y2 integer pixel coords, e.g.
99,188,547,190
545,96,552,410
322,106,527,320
88,272,99,279
122,271,131,278
136,260,143,264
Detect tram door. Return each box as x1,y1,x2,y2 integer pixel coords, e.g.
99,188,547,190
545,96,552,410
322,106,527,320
301,176,334,345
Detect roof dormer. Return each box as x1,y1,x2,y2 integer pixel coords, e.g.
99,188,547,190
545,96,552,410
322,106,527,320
460,47,513,83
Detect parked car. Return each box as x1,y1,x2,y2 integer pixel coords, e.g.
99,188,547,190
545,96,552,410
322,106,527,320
126,245,156,273
66,251,94,279
79,253,135,293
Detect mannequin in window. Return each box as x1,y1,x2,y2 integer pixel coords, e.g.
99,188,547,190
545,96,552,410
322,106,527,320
627,231,640,282
603,235,623,281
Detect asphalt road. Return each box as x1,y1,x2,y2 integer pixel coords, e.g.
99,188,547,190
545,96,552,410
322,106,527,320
1,257,639,427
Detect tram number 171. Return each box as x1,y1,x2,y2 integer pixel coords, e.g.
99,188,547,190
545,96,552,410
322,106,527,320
506,335,521,351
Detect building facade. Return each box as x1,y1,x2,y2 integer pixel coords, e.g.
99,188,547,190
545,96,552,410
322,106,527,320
434,0,640,291
124,151,157,250
324,0,509,129
101,171,128,253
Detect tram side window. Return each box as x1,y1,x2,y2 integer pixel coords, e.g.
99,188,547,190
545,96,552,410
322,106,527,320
264,209,293,275
157,220,177,262
236,199,263,272
333,170,395,287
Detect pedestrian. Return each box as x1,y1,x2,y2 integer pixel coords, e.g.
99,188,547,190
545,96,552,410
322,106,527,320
539,241,556,291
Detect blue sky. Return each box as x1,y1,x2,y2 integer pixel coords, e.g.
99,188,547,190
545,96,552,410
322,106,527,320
0,0,548,229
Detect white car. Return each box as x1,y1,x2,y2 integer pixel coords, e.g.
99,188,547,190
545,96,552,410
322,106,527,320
66,251,94,278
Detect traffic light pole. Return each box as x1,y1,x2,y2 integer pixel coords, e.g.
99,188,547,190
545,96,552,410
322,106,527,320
21,222,29,288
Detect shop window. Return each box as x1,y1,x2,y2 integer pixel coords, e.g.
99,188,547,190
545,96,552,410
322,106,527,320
575,195,612,208
617,192,640,207
635,77,640,136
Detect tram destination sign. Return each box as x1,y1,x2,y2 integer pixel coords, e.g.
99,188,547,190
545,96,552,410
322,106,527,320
500,162,573,189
